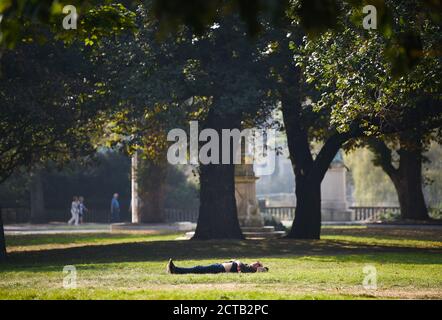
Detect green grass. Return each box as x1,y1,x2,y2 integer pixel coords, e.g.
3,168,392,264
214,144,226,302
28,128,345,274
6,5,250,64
5,232,179,250
1,227,441,300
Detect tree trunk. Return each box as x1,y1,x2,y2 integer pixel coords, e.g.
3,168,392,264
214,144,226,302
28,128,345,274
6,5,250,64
281,94,352,239
392,148,429,220
369,138,430,221
139,179,166,223
286,137,346,239
137,156,167,223
0,207,6,261
193,161,243,239
30,169,46,223
288,175,322,239
193,109,243,240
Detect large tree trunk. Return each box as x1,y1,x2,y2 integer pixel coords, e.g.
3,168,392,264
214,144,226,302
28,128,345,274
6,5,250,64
394,147,429,220
369,138,429,221
139,171,166,223
281,93,353,239
285,136,346,239
193,161,243,239
136,156,167,223
30,169,46,223
0,207,6,261
289,175,322,238
193,109,243,240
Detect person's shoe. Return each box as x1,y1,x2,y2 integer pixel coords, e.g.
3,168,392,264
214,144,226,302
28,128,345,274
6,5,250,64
167,258,176,274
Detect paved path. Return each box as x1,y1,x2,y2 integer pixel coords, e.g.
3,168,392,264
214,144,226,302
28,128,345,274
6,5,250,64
4,222,196,235
4,223,111,235
5,221,440,235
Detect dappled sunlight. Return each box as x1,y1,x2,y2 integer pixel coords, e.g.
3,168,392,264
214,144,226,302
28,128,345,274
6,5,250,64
1,230,441,271
1,231,441,299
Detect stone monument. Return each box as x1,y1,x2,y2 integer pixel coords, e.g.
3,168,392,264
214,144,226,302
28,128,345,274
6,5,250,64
321,150,353,221
234,156,286,239
234,158,264,227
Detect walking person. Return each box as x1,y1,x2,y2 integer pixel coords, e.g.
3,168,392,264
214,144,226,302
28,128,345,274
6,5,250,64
78,196,88,224
110,193,120,223
68,196,80,225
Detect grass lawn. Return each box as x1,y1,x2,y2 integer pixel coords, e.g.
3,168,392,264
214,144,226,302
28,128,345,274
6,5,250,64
0,226,441,300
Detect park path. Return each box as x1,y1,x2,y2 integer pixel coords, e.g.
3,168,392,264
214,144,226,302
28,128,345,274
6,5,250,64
5,221,442,235
4,222,196,235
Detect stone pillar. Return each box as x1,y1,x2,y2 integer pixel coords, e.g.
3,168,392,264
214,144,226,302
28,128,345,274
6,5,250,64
321,166,347,211
234,161,264,227
321,151,353,221
131,151,140,223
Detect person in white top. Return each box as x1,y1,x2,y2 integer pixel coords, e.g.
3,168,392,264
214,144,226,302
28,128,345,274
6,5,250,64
68,196,80,225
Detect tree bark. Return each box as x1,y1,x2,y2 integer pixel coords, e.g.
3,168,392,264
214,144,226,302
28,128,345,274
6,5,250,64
193,160,243,239
290,173,322,238
369,138,429,220
281,94,353,239
30,169,46,223
193,109,243,240
285,134,348,239
0,207,6,261
137,156,167,223
394,147,429,220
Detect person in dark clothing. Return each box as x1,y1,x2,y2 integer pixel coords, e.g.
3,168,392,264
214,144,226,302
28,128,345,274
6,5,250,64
166,259,268,274
110,193,120,223
78,196,88,224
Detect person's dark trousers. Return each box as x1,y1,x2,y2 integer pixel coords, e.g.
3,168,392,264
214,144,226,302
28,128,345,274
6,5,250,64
111,211,120,223
174,263,226,274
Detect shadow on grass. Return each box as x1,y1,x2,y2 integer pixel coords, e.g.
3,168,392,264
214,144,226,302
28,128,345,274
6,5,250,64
1,237,441,271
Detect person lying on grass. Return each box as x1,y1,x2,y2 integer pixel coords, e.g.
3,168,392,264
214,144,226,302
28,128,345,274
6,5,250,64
166,258,269,274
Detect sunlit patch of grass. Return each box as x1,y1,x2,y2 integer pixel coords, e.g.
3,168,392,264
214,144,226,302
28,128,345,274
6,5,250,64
0,287,377,300
321,235,442,249
321,226,442,249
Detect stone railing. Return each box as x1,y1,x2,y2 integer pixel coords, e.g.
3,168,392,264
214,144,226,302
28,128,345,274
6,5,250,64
164,208,199,223
349,206,400,221
163,207,295,223
163,206,400,223
3,206,439,224
262,206,405,222
262,206,404,222
261,207,295,221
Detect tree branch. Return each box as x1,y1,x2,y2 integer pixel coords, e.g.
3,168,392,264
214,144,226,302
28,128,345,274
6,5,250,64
367,138,398,179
